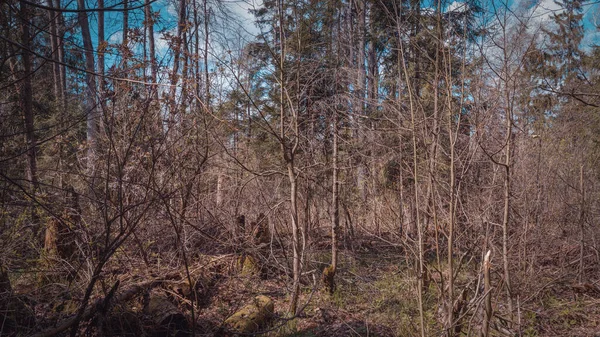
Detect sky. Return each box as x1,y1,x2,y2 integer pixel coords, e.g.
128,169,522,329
508,0,600,50
78,0,599,74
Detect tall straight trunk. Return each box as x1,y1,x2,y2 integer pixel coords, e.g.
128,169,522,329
481,250,492,337
287,160,300,314
578,164,585,282
446,58,457,337
145,0,157,84
428,0,443,303
180,31,189,114
98,0,104,79
426,0,442,238
76,0,98,163
19,0,38,194
46,0,60,104
356,0,366,201
122,0,129,54
192,0,200,99
53,0,66,188
329,1,341,289
331,109,339,273
441,3,459,332
395,31,407,236
45,0,62,189
367,16,378,231
409,0,421,96
277,0,301,315
502,90,514,317
399,20,425,337
54,0,66,104
203,0,210,106
169,0,187,117
118,0,129,78
98,0,106,113
347,0,353,71
357,0,365,114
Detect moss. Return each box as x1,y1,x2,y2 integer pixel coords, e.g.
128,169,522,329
224,295,274,333
238,254,260,276
322,265,335,294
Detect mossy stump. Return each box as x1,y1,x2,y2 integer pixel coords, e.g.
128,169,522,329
223,295,274,334
237,254,261,276
322,265,336,294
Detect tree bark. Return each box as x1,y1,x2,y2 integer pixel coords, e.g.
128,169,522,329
328,107,339,294
579,164,585,282
502,87,514,317
355,0,367,202
18,0,38,194
169,0,187,117
277,0,301,315
46,0,60,105
398,22,426,337
481,250,492,337
76,0,98,165
145,0,157,84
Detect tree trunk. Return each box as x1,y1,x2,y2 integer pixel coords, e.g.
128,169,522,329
481,251,492,337
49,0,66,189
287,161,301,314
145,0,157,84
579,164,585,282
76,0,98,165
502,90,514,317
398,21,426,337
53,0,66,110
203,0,210,106
169,0,187,117
277,0,301,315
355,0,367,201
18,0,39,239
19,0,37,193
327,107,339,294
98,0,106,116
122,0,129,66
46,0,60,105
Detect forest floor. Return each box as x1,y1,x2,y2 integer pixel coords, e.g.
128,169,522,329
6,237,600,336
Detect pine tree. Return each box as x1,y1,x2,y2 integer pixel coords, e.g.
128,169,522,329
543,0,585,86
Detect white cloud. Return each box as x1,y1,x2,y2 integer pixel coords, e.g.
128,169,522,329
529,0,562,25
447,1,469,13
226,0,262,36
155,31,170,57
166,2,177,17
108,30,123,44
510,0,564,37
581,31,600,52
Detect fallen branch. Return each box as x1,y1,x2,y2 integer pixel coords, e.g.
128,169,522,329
30,273,180,337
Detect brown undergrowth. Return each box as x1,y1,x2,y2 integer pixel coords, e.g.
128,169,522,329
4,235,600,337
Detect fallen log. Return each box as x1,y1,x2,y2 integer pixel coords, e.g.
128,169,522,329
30,273,180,337
144,291,190,337
1,265,35,334
223,295,274,334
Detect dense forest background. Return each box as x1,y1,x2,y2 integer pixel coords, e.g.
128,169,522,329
1,0,600,335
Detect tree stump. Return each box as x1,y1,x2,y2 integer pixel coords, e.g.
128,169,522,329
322,265,336,294
237,254,261,276
223,295,274,334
